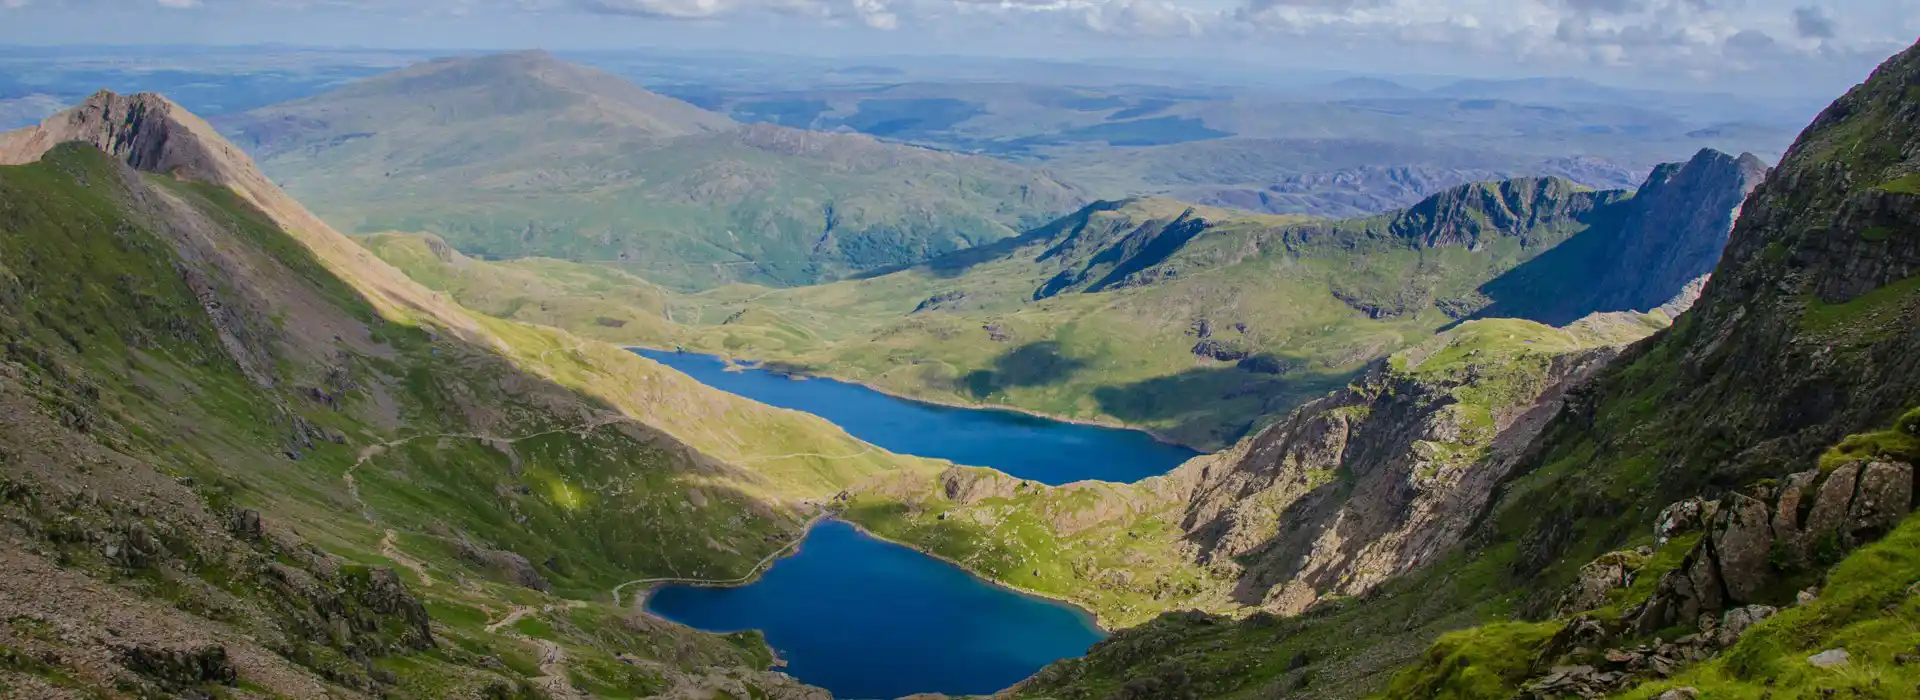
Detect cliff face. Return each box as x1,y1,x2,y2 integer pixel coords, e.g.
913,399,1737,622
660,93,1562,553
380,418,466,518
1473,148,1769,325
1166,319,1633,614
1588,149,1770,313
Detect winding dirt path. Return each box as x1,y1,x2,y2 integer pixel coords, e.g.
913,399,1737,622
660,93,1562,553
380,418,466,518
378,529,436,588
483,602,589,698
340,415,626,522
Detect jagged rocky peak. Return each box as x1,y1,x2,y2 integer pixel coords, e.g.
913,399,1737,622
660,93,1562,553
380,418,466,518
1390,176,1621,249
0,90,233,182
1595,147,1769,309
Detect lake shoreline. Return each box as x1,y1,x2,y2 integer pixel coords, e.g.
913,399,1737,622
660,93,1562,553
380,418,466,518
639,513,1113,634
831,517,1114,634
626,344,1206,453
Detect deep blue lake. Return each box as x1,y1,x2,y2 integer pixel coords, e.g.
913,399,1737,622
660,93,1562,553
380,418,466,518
646,520,1105,699
631,348,1197,485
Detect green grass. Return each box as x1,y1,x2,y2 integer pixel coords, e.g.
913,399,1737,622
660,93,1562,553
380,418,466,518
1801,274,1920,337
1374,621,1564,700
1876,173,1920,194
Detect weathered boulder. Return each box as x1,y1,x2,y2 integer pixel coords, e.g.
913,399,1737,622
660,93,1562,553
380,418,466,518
1558,551,1641,615
1712,493,1775,603
1653,498,1718,546
115,643,237,690
1703,605,1776,647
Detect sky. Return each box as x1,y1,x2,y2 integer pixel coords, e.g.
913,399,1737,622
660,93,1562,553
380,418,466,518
1,0,1914,95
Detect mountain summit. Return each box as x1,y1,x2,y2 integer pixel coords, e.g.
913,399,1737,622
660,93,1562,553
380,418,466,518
233,49,732,158
221,51,1086,289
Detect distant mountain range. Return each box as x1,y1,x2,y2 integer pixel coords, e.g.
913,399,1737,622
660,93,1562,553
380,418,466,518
221,50,1087,290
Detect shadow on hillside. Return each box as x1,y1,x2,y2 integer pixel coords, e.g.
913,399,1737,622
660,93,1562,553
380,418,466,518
1459,203,1624,327
957,341,1088,399
1092,361,1355,449
853,225,1056,281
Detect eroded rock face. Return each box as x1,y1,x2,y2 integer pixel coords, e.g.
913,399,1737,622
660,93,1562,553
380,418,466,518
1174,348,1621,614
1585,149,1771,316
1634,461,1915,634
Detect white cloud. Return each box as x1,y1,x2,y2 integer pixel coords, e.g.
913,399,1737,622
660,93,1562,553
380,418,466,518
573,0,731,18
16,0,1901,89
1080,0,1204,36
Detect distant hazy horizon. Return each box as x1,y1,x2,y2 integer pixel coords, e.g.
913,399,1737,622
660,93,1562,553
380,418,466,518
1,1,1909,98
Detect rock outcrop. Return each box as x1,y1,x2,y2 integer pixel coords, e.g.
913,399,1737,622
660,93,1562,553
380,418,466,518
1632,460,1914,633
1168,340,1622,613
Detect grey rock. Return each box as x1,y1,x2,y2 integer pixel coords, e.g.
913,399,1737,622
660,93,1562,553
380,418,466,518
1807,648,1851,668
1713,605,1777,647
1848,461,1914,540
1794,463,1860,563
1712,493,1774,602
1654,498,1718,546
456,539,551,592
1559,551,1637,615
1797,586,1820,605
115,643,237,689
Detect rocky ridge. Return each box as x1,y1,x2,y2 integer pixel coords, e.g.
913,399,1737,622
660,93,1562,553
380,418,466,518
1474,147,1770,325
1011,38,1920,700
0,91,912,698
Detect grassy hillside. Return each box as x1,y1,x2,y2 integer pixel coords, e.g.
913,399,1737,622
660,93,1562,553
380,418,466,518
0,93,945,698
223,50,1085,290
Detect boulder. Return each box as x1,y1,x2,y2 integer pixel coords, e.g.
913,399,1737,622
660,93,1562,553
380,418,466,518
1636,462,1915,633
1711,493,1774,602
1807,648,1851,668
1706,605,1776,647
1848,461,1914,540
1797,462,1862,561
1653,498,1718,546
1558,551,1639,615
115,643,236,689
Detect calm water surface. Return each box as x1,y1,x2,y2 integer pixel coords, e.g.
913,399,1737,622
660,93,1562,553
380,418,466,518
646,520,1105,699
632,348,1197,485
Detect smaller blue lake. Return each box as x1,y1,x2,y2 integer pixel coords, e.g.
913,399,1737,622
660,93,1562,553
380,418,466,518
632,348,1197,485
646,520,1106,699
